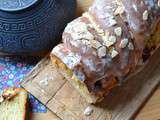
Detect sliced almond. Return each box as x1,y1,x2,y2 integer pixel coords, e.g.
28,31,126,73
132,4,138,12
98,46,107,58
63,53,81,69
102,35,109,42
119,38,128,48
105,30,110,36
85,32,95,40
104,35,117,47
114,27,122,36
116,0,122,6
99,15,106,19
143,10,148,21
109,18,117,26
83,12,105,36
110,49,119,58
128,42,134,50
97,28,105,36
75,22,87,32
91,40,102,49
87,24,93,28
114,6,124,15
82,39,91,46
109,36,117,42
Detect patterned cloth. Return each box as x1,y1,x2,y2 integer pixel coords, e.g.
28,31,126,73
0,56,47,113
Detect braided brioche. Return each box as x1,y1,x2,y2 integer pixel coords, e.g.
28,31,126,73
51,0,160,103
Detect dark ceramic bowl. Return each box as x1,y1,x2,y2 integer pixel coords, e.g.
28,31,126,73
0,0,76,55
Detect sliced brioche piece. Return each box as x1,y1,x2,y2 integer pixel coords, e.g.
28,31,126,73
0,88,28,120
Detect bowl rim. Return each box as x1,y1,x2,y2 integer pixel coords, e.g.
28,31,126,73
0,0,39,12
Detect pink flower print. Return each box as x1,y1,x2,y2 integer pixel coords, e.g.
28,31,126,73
17,63,23,67
0,66,4,71
3,76,8,81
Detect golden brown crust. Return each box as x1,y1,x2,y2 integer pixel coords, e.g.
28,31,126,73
51,0,160,103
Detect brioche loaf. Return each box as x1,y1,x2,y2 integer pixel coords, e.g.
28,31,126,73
51,0,160,103
0,88,28,120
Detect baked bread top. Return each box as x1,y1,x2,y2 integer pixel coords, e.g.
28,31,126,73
52,0,160,95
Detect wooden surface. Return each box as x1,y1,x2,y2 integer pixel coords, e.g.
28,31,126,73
23,0,160,119
29,87,160,120
22,48,160,120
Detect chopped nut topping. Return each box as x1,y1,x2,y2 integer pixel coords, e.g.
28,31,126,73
102,35,109,42
84,32,95,40
0,95,4,103
84,106,94,116
91,40,102,49
66,20,95,41
105,30,110,36
114,6,124,15
114,27,122,36
110,49,118,58
132,4,138,12
104,35,117,47
119,38,128,48
87,24,93,28
116,0,122,6
82,39,91,46
109,36,117,42
109,18,117,26
97,46,107,58
99,15,106,19
83,12,105,36
97,28,105,36
143,10,148,21
128,42,134,50
70,40,80,47
72,29,94,41
74,22,87,33
63,53,81,69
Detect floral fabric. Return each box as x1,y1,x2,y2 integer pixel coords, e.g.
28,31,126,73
0,56,47,112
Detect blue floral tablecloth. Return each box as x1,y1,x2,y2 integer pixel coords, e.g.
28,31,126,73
0,56,47,112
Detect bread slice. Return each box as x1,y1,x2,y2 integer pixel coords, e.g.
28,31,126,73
0,88,28,120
